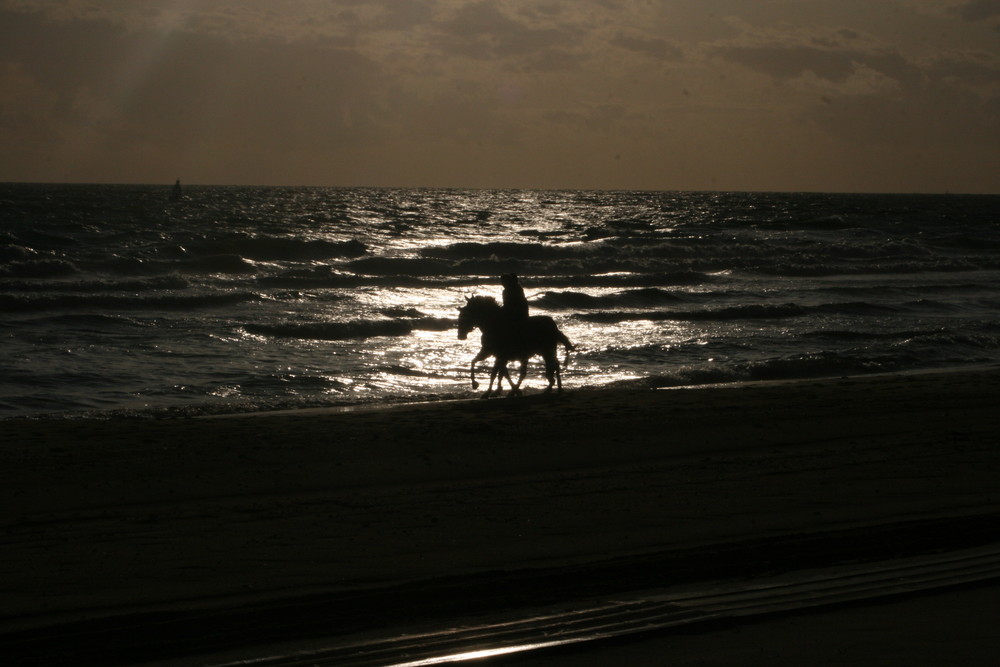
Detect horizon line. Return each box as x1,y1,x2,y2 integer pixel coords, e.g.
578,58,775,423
2,180,996,197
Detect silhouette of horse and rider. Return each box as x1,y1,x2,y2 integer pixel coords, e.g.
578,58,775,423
458,274,574,397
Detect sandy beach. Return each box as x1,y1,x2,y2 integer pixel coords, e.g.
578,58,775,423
3,368,1000,664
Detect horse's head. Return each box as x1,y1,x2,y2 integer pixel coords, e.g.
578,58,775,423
457,297,472,340
457,295,499,340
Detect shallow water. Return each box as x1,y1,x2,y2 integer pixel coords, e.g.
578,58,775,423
2,184,999,417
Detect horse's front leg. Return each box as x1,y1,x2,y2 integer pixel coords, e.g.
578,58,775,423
483,357,504,398
502,358,524,397
470,348,489,391
494,358,515,392
491,354,514,394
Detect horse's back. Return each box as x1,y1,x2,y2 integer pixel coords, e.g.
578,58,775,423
524,316,571,349
527,314,557,331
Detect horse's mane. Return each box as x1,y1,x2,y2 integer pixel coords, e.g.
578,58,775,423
466,295,499,308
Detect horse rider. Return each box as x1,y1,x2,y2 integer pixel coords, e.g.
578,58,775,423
500,273,529,327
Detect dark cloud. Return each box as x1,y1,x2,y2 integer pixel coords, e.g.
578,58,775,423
930,50,1000,86
0,8,388,180
544,103,646,134
806,88,999,149
610,33,682,61
437,1,575,60
719,34,999,94
0,11,128,99
717,31,998,158
951,0,1000,22
2,1,998,191
718,44,857,82
516,47,585,73
717,43,920,87
376,0,435,30
398,86,519,146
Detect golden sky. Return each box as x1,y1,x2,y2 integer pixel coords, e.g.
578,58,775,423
1,0,998,192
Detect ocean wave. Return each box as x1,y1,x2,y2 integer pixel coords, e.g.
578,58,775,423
256,266,365,288
0,275,190,293
379,307,427,318
99,253,259,276
244,316,453,341
237,372,353,393
802,327,1000,354
347,254,707,277
812,301,900,316
0,244,40,262
12,313,144,329
3,186,998,418
0,227,81,251
924,232,1000,252
899,299,963,313
254,266,715,291
0,291,261,312
893,330,1000,354
747,256,1000,277
636,352,914,388
577,303,808,323
0,258,79,278
534,288,688,310
66,238,366,277
802,329,920,342
256,266,435,288
540,272,711,287
187,235,366,261
573,300,914,323
582,221,658,240
353,241,1000,279
183,254,259,274
420,240,606,261
347,256,452,276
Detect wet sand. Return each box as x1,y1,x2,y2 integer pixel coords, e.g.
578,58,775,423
510,581,1000,667
3,368,1000,663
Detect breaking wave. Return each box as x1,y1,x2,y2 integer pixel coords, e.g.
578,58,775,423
244,317,453,341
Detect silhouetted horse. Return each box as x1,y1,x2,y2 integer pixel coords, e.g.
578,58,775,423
457,295,574,397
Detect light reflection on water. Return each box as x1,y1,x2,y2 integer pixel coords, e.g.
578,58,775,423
387,641,573,667
3,185,998,416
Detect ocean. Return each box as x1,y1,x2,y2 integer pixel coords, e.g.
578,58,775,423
2,183,999,418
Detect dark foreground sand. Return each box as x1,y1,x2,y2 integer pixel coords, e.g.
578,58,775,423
3,368,1000,664
510,581,1000,667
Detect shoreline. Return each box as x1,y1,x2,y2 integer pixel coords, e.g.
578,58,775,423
5,362,998,422
216,362,1000,420
3,367,1000,662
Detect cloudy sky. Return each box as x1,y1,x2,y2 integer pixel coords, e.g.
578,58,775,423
1,0,998,192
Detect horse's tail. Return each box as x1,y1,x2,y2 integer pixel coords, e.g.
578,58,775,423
556,329,574,367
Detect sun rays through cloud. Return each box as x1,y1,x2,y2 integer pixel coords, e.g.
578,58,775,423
1,0,998,191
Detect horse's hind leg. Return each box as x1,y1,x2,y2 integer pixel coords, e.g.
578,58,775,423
502,362,519,395
543,352,562,393
502,359,525,397
483,361,501,398
515,359,527,388
503,360,523,397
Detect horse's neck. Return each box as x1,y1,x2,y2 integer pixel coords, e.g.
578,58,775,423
475,305,504,330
